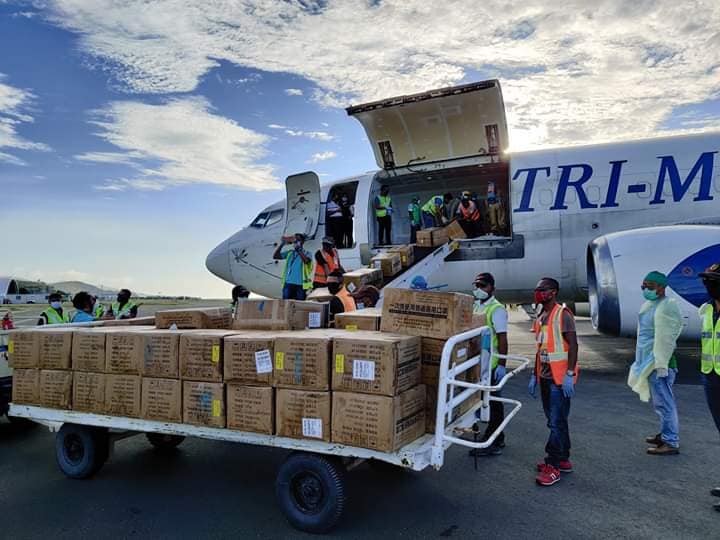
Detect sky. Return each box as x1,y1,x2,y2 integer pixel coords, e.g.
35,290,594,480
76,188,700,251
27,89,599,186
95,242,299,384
1,0,719,298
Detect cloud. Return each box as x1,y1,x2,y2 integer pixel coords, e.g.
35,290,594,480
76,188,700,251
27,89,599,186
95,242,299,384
284,88,303,96
284,129,334,141
79,96,279,191
0,73,51,165
308,151,336,163
44,1,720,149
267,123,287,129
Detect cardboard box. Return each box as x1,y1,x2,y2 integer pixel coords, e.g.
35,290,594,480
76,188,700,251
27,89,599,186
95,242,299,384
233,300,327,331
105,331,144,375
155,307,232,330
334,308,382,331
141,378,182,422
179,330,235,382
72,372,106,413
102,316,156,327
11,368,39,405
140,330,180,378
227,384,274,434
425,385,480,434
421,337,481,387
223,333,275,385
105,374,141,417
416,227,448,247
332,332,421,396
6,330,39,369
342,267,382,294
380,289,474,339
72,330,107,372
444,220,467,240
370,252,402,278
388,245,415,268
37,328,74,370
273,331,332,390
307,288,334,303
332,386,426,452
183,381,225,428
39,370,73,410
275,389,331,441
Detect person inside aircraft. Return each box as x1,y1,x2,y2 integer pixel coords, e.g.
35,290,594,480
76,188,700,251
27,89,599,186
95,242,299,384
274,233,313,300
326,192,344,247
349,285,380,310
313,236,345,289
326,270,355,322
486,181,506,235
421,195,444,228
374,185,393,246
71,291,96,323
442,193,459,225
339,192,354,248
408,197,421,243
457,191,481,237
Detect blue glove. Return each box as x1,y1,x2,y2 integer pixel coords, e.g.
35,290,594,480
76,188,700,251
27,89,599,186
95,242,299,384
528,376,537,398
493,365,506,384
562,373,575,398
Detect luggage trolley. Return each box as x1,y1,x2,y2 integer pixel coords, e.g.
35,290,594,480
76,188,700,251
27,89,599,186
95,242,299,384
9,325,528,533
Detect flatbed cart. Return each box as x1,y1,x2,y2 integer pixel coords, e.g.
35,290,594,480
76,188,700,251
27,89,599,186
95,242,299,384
9,326,528,533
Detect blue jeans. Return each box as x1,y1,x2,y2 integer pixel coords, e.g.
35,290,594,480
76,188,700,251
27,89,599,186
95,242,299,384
649,368,679,447
282,283,306,300
540,378,571,467
421,211,435,228
702,371,720,435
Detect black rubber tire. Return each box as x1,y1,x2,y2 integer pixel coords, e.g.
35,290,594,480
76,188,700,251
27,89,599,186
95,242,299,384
275,452,346,534
55,424,107,479
146,433,185,450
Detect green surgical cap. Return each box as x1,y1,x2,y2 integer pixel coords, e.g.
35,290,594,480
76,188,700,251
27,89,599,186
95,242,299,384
644,271,668,286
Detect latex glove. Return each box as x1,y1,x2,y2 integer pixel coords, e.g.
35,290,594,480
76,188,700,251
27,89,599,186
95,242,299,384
562,373,575,398
493,365,507,384
528,376,537,398
656,367,669,378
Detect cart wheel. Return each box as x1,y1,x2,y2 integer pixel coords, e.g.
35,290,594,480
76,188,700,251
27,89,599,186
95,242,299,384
146,433,185,450
55,424,108,479
275,452,346,534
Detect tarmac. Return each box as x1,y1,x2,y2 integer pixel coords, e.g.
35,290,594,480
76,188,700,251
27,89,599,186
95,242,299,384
1,309,718,539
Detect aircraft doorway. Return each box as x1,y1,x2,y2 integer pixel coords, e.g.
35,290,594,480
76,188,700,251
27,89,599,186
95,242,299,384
325,181,358,250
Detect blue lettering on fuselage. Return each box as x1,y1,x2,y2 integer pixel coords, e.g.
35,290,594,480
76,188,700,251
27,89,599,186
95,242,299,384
512,152,716,212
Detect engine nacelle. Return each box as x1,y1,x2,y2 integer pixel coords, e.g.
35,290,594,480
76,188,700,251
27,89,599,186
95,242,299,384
587,225,720,338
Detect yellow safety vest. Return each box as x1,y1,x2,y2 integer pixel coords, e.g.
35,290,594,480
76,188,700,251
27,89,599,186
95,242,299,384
375,195,392,218
700,302,720,375
474,297,504,369
112,301,137,320
281,251,313,290
421,196,443,216
43,306,70,324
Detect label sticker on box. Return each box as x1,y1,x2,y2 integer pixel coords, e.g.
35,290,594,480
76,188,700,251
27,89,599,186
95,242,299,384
255,349,272,374
335,354,345,373
7,340,13,354
302,418,323,439
212,399,221,417
457,347,467,358
352,359,375,381
345,324,358,331
308,312,321,328
373,260,382,269
275,351,285,370
211,344,220,363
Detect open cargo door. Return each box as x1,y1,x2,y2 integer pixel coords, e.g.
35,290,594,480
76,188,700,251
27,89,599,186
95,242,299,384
284,171,321,239
346,80,508,170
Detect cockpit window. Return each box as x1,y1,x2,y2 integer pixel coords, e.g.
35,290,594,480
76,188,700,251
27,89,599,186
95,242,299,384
265,209,284,228
249,209,284,229
250,212,269,228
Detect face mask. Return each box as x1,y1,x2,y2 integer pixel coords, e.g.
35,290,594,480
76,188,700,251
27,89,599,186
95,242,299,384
294,241,301,249
356,302,365,310
643,289,658,301
534,290,553,304
473,288,489,301
704,280,720,300
327,283,341,295
50,301,62,310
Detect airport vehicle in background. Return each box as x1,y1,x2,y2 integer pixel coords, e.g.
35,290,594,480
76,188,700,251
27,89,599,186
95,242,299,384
0,277,54,305
9,327,528,533
206,79,720,339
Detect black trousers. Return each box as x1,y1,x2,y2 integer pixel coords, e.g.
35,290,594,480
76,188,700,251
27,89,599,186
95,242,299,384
482,367,505,445
377,215,392,245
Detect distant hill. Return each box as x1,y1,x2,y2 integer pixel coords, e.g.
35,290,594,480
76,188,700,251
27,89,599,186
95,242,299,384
50,281,148,298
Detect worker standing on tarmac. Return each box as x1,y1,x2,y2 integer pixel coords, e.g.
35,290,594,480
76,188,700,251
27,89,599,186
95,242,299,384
107,289,138,320
2,312,14,330
627,271,683,455
71,292,96,323
90,295,105,319
698,262,720,512
408,197,421,244
274,233,313,300
37,292,70,325
313,237,345,289
528,277,579,487
374,185,393,246
231,285,250,316
469,272,509,457
421,195,444,228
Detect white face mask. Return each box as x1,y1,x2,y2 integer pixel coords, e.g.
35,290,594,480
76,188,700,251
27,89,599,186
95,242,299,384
50,301,62,309
473,288,489,301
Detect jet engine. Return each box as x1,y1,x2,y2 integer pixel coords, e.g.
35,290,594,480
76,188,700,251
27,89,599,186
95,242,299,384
587,225,720,338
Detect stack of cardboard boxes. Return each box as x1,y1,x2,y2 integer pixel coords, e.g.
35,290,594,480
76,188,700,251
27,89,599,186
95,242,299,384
8,289,478,451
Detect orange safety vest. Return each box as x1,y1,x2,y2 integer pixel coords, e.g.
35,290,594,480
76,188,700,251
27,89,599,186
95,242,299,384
533,303,579,385
337,287,356,313
459,201,480,221
314,248,340,285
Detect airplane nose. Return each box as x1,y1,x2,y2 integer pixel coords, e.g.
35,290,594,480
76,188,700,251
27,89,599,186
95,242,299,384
206,240,233,283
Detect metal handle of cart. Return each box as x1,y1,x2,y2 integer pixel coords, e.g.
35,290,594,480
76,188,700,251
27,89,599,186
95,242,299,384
430,325,528,469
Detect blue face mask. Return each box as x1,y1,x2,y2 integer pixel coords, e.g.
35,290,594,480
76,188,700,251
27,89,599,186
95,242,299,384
643,289,658,301
50,301,62,309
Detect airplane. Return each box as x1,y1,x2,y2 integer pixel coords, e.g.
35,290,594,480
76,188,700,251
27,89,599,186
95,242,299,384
206,79,720,339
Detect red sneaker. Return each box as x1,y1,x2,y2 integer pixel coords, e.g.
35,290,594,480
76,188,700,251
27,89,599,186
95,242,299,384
536,460,573,473
536,464,561,486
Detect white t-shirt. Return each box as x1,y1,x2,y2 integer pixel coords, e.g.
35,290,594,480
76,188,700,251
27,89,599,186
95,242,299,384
477,297,507,333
